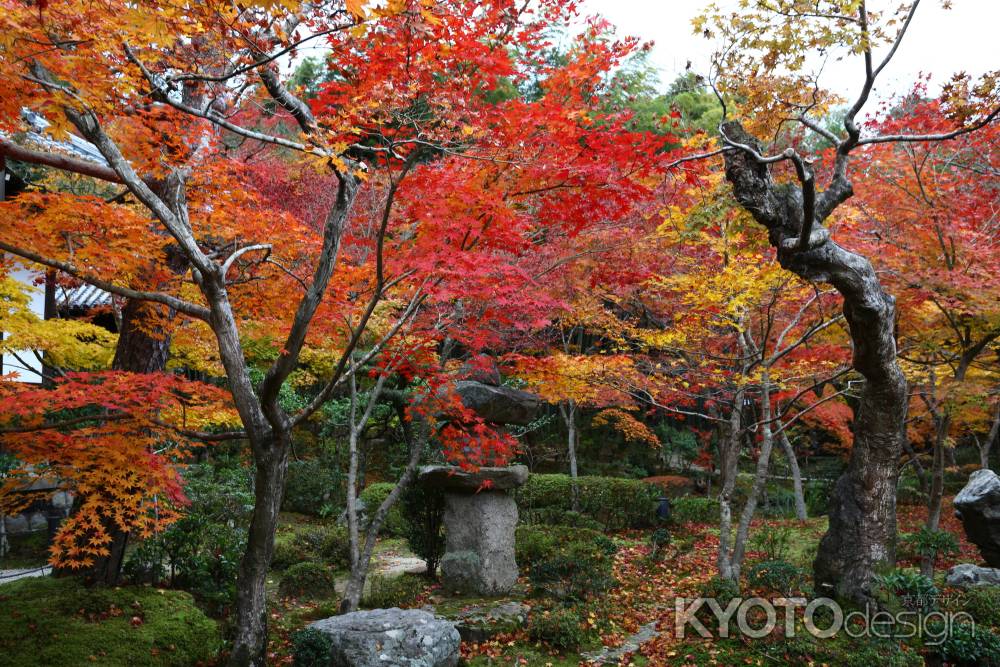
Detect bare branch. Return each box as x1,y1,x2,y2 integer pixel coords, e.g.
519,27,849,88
221,244,272,282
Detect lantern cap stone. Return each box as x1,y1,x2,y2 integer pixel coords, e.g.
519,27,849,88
418,465,528,492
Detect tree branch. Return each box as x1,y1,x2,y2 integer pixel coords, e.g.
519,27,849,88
0,240,210,320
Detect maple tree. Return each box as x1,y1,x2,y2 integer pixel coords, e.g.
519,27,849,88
0,0,670,662
691,0,999,603
640,194,850,580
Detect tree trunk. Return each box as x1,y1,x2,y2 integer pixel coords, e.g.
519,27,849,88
779,428,807,521
341,408,425,613
731,372,777,578
723,121,907,603
717,383,745,581
981,405,1000,469
562,401,581,512
86,295,178,585
228,439,289,667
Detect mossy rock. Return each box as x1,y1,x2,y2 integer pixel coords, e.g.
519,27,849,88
0,576,220,666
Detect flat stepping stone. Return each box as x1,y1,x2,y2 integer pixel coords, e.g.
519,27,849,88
425,600,529,642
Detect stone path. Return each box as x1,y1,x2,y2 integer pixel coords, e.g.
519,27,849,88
0,565,51,585
376,554,427,577
582,620,661,665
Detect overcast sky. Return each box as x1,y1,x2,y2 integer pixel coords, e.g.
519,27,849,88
579,0,997,101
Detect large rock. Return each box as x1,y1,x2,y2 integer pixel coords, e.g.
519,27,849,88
308,608,459,667
454,381,540,425
419,465,528,492
954,468,1000,567
946,563,1000,588
439,491,519,595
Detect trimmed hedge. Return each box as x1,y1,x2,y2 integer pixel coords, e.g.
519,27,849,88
0,576,220,666
359,482,409,537
284,458,344,516
514,474,660,531
527,606,594,652
670,496,719,524
278,562,338,600
272,526,351,571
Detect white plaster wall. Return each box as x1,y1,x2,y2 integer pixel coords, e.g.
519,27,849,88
2,264,44,383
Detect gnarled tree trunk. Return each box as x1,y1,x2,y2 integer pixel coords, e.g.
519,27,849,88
722,121,907,603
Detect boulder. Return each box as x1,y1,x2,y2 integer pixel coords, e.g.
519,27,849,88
954,468,1000,567
308,608,459,667
946,563,1000,588
419,465,529,492
454,381,540,425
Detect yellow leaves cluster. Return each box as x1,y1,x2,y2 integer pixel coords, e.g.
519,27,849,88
0,276,116,372
592,407,660,447
516,352,640,407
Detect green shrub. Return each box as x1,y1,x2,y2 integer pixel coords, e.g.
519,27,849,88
896,476,928,506
359,482,409,537
775,634,923,667
944,465,979,494
514,474,660,531
521,507,604,532
320,527,351,568
805,478,833,515
956,586,1000,628
279,562,338,600
527,607,593,652
696,576,741,631
760,486,799,518
873,569,938,613
0,530,49,569
361,573,425,609
670,496,719,524
748,524,793,561
284,458,344,516
899,527,960,564
931,622,1000,666
400,482,446,576
123,463,252,615
272,526,351,571
291,628,333,667
698,575,741,603
516,525,616,600
649,528,671,561
745,559,805,595
0,576,219,666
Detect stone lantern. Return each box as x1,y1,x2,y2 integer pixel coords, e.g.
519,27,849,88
418,464,529,596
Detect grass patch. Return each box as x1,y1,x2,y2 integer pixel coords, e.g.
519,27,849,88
0,576,220,666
